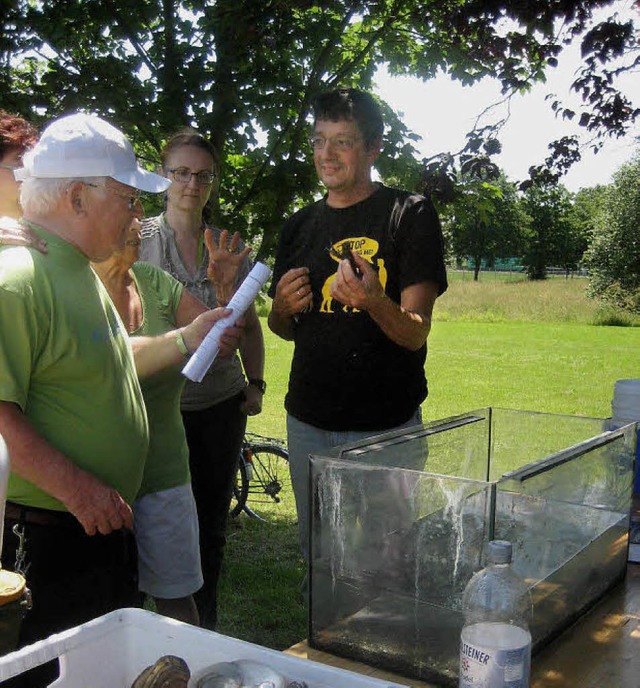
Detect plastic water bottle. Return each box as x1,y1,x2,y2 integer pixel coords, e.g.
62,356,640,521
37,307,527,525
459,540,532,688
611,378,640,493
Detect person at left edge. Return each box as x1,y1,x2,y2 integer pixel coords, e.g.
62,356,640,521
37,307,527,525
0,117,244,631
0,109,46,251
0,112,164,687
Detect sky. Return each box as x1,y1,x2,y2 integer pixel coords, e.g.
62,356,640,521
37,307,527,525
373,2,639,192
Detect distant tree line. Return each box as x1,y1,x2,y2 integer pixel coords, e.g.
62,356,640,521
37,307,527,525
432,151,640,314
584,153,640,313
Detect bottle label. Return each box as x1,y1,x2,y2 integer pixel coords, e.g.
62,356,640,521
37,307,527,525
459,622,531,688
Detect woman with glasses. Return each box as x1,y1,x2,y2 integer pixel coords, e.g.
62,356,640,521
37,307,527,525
140,128,265,630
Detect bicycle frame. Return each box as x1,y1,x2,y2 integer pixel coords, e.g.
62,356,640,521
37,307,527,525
230,434,290,522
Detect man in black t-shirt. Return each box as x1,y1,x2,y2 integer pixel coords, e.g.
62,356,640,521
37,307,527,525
268,87,448,563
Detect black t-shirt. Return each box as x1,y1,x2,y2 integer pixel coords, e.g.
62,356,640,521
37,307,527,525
269,184,448,431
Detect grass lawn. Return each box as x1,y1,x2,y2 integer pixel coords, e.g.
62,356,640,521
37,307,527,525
216,276,639,650
425,320,638,420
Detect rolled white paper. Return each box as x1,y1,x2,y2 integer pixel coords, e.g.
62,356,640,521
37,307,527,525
182,261,271,383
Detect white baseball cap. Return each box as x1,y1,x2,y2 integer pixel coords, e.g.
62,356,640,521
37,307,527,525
14,112,171,193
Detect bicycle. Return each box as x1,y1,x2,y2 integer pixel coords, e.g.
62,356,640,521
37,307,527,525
230,432,291,521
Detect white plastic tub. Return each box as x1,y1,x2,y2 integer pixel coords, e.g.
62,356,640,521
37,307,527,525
0,608,406,687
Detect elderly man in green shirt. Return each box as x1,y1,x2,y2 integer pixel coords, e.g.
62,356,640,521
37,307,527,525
0,113,186,688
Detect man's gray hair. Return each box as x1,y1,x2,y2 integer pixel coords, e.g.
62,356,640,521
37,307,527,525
20,177,108,215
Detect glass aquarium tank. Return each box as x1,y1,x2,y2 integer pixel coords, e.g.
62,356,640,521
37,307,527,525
308,408,637,686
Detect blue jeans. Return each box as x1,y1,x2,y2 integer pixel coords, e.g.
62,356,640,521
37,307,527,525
287,409,423,562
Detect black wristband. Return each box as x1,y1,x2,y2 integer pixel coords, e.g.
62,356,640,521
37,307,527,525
248,378,267,394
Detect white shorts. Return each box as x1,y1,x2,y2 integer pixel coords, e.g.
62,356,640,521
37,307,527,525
133,483,203,599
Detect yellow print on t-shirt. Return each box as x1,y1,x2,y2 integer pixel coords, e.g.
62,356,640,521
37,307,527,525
320,237,387,314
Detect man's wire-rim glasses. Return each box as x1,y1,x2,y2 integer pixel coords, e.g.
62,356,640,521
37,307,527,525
84,182,141,210
308,135,362,152
168,167,217,186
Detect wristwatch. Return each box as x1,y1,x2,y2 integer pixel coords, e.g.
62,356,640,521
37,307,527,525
248,378,267,394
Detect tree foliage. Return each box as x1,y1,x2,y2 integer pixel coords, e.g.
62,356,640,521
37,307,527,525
1,0,637,258
442,162,528,280
585,152,640,312
521,183,577,279
571,184,609,243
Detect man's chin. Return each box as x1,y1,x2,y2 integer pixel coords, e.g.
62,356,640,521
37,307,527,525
320,175,343,190
96,239,126,262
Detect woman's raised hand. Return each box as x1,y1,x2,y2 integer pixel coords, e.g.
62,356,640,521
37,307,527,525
205,228,251,306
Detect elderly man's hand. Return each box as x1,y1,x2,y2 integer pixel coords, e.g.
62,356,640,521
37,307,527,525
218,313,245,358
63,469,133,536
180,308,244,358
0,217,48,254
205,228,251,306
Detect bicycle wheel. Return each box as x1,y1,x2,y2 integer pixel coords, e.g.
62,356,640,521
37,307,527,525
229,454,250,518
244,443,292,521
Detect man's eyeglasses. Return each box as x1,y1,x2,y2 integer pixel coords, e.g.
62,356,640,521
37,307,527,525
0,163,20,171
85,183,141,211
168,167,217,186
309,135,362,152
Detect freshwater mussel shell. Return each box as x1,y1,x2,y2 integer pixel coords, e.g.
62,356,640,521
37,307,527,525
233,659,284,687
187,661,242,688
131,654,190,687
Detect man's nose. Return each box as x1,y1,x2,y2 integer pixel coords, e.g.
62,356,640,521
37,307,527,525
324,138,339,153
319,140,339,158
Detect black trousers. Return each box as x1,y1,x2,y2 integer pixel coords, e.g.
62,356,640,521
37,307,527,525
1,506,139,687
182,391,247,629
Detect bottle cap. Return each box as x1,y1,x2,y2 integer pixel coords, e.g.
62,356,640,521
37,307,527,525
487,540,512,564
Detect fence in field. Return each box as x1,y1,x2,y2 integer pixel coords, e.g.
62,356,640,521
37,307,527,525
452,266,588,281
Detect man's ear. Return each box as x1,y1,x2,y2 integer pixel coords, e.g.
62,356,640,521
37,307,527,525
67,182,87,215
368,137,383,164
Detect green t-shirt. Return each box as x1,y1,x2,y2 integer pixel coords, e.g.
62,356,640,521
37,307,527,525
0,229,149,509
130,261,190,497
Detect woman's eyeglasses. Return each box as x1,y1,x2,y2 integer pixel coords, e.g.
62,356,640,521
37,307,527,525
168,167,217,186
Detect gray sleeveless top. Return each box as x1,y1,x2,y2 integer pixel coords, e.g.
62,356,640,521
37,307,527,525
140,213,248,411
